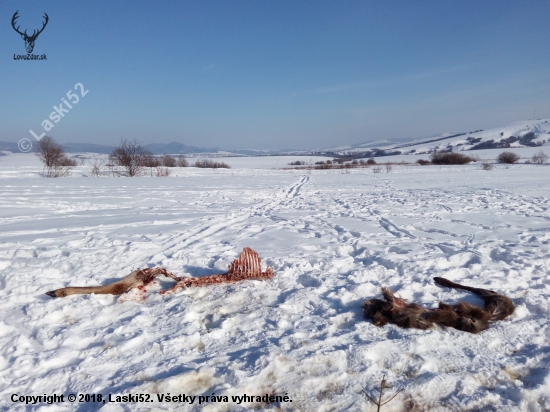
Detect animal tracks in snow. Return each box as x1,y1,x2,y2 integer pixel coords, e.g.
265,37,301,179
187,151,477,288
378,217,416,239
286,175,309,199
2,164,550,410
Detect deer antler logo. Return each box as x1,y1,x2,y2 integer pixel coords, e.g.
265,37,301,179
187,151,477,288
11,11,49,54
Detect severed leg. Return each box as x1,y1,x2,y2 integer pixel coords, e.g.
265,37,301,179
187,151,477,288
46,248,274,298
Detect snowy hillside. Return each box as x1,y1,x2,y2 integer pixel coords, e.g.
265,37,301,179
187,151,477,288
1,155,550,411
328,119,550,157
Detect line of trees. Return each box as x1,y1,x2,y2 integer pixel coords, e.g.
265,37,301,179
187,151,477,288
35,137,230,178
108,138,189,176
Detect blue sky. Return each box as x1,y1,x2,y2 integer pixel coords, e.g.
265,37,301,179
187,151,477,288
1,1,549,150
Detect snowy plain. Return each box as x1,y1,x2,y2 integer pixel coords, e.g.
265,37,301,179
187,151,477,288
1,153,550,411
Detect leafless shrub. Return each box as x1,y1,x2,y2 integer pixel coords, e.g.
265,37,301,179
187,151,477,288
481,162,494,171
289,160,306,166
359,159,366,165
416,159,430,166
89,158,105,177
362,375,403,411
36,136,76,177
385,164,393,173
49,163,74,177
106,161,116,177
351,159,358,165
194,159,230,169
162,155,177,167
177,155,189,167
500,151,522,164
372,166,382,173
142,156,160,176
156,167,171,177
532,150,549,165
143,156,160,168
497,151,520,164
47,155,77,177
58,157,77,167
109,138,151,177
366,157,377,165
430,152,473,165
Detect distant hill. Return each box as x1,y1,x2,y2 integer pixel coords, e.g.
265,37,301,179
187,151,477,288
0,141,33,153
2,119,549,157
323,119,550,157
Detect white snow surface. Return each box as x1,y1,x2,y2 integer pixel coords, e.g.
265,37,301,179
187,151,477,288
1,154,550,411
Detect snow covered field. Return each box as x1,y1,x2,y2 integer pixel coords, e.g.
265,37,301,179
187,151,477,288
1,154,550,411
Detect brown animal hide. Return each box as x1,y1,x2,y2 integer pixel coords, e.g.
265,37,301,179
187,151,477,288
46,247,274,298
362,277,514,334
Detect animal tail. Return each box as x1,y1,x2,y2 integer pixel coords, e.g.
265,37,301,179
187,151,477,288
433,277,497,297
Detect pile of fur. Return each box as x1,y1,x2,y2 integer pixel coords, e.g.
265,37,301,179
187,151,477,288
363,277,515,334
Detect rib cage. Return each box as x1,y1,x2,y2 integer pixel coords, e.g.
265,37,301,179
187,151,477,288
228,247,262,277
162,247,275,294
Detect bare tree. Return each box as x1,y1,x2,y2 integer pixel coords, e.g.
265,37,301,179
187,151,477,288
36,136,76,177
36,136,64,169
109,139,151,177
532,150,549,165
